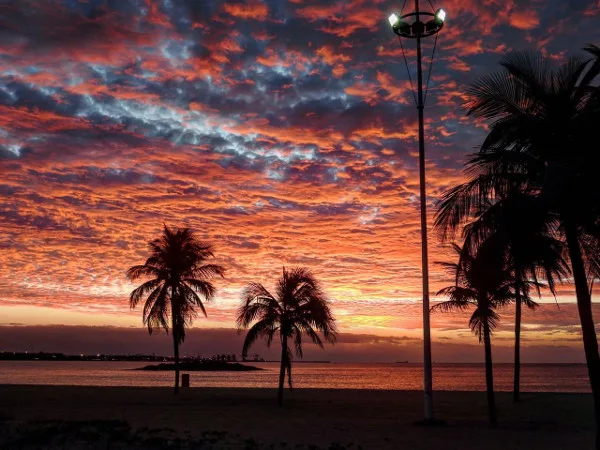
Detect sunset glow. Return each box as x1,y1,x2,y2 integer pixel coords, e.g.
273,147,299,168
1,0,599,361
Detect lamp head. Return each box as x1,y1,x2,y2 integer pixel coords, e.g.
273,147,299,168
435,8,446,23
389,8,446,38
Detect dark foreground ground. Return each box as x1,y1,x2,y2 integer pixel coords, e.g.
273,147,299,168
0,386,594,449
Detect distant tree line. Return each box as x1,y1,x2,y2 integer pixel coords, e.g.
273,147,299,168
0,352,241,362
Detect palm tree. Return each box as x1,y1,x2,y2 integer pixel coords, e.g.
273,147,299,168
432,242,516,428
433,48,600,444
127,225,225,394
454,192,569,402
237,267,337,406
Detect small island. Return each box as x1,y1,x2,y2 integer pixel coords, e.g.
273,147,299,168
135,360,262,372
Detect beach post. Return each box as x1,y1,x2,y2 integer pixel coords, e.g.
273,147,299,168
182,373,190,388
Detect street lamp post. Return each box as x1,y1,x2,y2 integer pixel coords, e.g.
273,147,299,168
388,2,446,423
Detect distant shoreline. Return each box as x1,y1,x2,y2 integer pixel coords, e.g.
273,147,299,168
134,361,262,371
261,360,331,363
0,357,587,365
0,352,244,363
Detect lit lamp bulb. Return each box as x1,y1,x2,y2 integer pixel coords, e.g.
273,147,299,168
435,8,446,22
388,13,400,27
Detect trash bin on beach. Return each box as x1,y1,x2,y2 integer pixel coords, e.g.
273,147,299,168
182,373,190,388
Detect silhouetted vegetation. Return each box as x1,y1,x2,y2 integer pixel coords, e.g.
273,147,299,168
437,191,569,402
434,46,600,439
432,242,521,427
127,225,225,394
0,418,363,449
237,267,337,406
135,360,261,371
0,352,187,362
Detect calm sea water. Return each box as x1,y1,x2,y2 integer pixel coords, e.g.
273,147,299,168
0,362,590,392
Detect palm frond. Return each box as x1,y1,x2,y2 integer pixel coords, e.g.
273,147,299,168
499,51,553,104
126,265,161,281
465,70,528,120
431,296,474,313
292,326,303,358
191,264,225,279
298,322,325,348
237,282,278,328
142,283,168,324
129,278,162,309
145,286,170,335
241,318,278,359
180,282,207,317
577,45,600,98
184,278,216,303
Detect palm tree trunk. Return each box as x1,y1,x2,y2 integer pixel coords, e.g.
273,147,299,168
565,225,600,449
483,319,498,428
513,278,522,403
173,330,180,394
171,285,180,395
278,336,288,407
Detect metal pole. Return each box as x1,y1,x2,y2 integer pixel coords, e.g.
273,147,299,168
414,0,434,421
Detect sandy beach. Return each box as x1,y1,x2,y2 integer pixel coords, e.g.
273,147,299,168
0,385,594,449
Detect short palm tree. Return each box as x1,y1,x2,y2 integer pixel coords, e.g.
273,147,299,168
451,192,569,402
127,225,225,393
432,242,516,428
237,267,337,406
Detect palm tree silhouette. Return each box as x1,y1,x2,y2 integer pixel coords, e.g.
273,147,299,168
432,48,600,443
432,242,516,428
439,192,569,402
237,267,337,406
127,225,225,393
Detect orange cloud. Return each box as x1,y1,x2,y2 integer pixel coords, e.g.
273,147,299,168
509,9,540,30
223,1,269,21
0,0,594,358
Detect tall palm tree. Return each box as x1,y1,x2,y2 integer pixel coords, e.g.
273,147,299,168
434,48,600,444
237,267,337,406
454,192,569,402
432,242,516,428
127,225,225,394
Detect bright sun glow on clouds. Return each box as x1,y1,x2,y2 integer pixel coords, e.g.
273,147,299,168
0,0,599,359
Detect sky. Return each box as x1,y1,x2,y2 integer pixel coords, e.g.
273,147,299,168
0,0,599,362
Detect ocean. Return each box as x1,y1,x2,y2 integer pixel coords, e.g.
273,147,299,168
0,361,591,392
